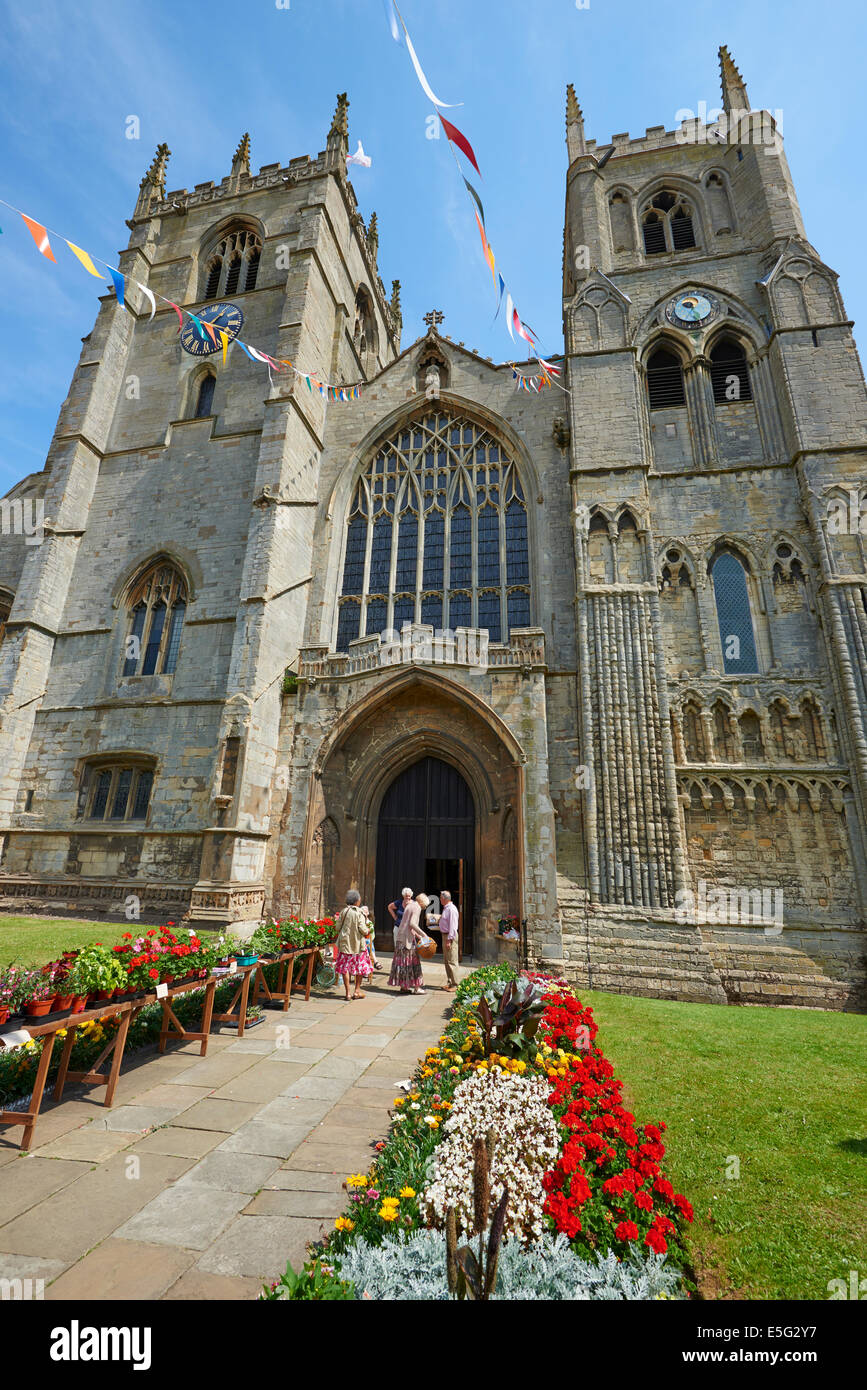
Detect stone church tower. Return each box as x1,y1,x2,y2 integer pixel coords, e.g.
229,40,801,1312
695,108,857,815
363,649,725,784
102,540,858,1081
1,55,865,1008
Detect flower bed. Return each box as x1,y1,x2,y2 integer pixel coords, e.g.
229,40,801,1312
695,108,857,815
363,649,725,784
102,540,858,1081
263,962,694,1300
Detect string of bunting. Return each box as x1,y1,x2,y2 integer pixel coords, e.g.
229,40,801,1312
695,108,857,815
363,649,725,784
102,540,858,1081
384,1,568,395
0,195,362,402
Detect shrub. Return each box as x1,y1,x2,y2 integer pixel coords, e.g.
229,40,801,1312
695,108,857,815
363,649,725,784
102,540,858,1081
336,1229,685,1301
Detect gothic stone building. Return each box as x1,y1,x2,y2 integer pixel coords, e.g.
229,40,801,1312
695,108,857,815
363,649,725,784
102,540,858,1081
1,50,866,1009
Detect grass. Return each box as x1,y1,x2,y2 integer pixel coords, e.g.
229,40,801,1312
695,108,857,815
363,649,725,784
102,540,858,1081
581,987,867,1301
0,914,136,967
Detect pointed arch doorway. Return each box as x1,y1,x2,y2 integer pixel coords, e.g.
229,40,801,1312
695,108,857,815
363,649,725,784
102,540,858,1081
374,756,475,956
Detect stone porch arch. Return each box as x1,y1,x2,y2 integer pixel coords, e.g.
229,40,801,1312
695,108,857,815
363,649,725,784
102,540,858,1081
297,668,530,958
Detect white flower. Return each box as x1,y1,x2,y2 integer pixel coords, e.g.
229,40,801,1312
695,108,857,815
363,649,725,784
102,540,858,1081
410,1102,420,1110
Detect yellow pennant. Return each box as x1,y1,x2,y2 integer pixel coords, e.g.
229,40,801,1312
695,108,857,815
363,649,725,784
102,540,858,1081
66,241,102,277
219,329,229,365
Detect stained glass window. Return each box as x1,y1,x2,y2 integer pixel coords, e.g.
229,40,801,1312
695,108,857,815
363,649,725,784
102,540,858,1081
336,411,531,648
122,562,187,679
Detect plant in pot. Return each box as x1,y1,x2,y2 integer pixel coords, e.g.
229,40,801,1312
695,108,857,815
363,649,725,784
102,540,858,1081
17,967,58,1018
48,950,79,1010
71,944,126,1002
249,921,284,960
0,964,26,1025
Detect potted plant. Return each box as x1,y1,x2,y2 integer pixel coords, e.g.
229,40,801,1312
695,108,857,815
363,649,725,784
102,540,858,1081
0,964,25,1025
71,944,126,1001
18,968,58,1018
249,921,284,960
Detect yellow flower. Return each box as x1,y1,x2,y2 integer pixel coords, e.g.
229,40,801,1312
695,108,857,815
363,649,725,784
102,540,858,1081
421,1068,433,1078
345,1173,368,1189
393,1096,405,1106
409,1092,420,1101
399,1186,416,1199
334,1216,355,1232
379,1207,398,1222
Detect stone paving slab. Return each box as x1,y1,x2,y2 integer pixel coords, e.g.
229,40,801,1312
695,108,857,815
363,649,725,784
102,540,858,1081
175,1151,282,1195
195,1214,325,1282
244,1189,339,1219
46,1240,195,1301
129,1126,230,1159
115,1183,249,1251
34,1128,139,1163
211,1060,309,1101
0,1152,193,1260
267,1168,347,1192
92,1104,183,1134
0,1157,92,1226
163,1268,262,1300
175,1098,262,1133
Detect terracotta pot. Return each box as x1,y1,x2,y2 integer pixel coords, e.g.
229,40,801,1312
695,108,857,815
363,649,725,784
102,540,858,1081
70,995,89,1014
24,998,55,1017
0,1006,9,1026
93,989,114,1001
54,994,75,1012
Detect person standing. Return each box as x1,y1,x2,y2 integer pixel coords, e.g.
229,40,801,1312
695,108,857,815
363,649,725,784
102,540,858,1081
389,891,428,995
334,889,373,1001
431,890,460,990
387,887,413,950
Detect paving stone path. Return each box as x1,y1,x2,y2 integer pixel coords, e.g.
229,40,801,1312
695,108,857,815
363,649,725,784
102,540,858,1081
0,959,454,1299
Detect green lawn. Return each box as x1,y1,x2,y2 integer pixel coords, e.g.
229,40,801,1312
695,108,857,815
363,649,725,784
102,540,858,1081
0,915,134,967
581,988,867,1300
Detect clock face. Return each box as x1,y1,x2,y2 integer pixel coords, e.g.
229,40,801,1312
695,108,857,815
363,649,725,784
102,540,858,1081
667,293,715,329
180,302,244,356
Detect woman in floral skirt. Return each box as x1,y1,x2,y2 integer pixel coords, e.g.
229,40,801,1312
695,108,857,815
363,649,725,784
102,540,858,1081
388,892,428,995
334,889,373,1001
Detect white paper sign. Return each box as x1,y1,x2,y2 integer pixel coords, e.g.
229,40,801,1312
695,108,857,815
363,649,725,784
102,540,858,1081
155,983,168,999
0,1028,32,1052
228,960,237,974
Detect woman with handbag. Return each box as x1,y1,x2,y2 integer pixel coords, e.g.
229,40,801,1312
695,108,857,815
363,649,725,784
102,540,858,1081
335,889,374,1001
388,891,429,995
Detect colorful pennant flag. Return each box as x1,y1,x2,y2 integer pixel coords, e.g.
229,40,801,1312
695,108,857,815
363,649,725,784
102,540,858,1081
20,213,56,262
166,299,184,331
107,267,125,308
66,241,101,277
402,27,461,108
438,116,481,176
463,178,486,229
474,212,497,286
136,281,156,321
219,330,229,365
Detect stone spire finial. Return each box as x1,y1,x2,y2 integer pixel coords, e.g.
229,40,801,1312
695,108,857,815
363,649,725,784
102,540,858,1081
390,279,402,328
330,92,350,139
367,212,379,263
326,92,350,170
566,83,586,162
719,45,750,114
231,132,251,177
134,142,171,218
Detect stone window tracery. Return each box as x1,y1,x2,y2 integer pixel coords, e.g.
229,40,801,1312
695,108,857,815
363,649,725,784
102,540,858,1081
336,411,531,649
77,760,155,823
122,560,187,678
202,228,262,300
641,191,697,255
710,550,759,674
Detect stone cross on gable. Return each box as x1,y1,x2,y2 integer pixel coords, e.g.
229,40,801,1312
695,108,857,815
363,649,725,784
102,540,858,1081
423,310,445,331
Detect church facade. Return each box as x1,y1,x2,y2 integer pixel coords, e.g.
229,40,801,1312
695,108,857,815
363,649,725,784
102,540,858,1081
1,49,865,1008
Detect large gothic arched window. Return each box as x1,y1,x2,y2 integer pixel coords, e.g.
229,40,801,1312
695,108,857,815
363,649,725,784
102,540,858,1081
122,560,188,678
335,410,531,650
202,227,262,300
711,550,759,675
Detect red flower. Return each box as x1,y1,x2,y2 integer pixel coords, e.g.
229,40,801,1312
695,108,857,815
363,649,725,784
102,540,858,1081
644,1228,668,1254
635,1190,653,1211
614,1221,639,1242
148,968,159,979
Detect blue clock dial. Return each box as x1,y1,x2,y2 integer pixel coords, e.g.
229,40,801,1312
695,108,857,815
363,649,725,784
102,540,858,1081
670,293,714,327
180,301,244,357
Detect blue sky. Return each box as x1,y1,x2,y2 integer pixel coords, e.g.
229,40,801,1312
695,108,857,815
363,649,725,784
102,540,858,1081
1,0,865,495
